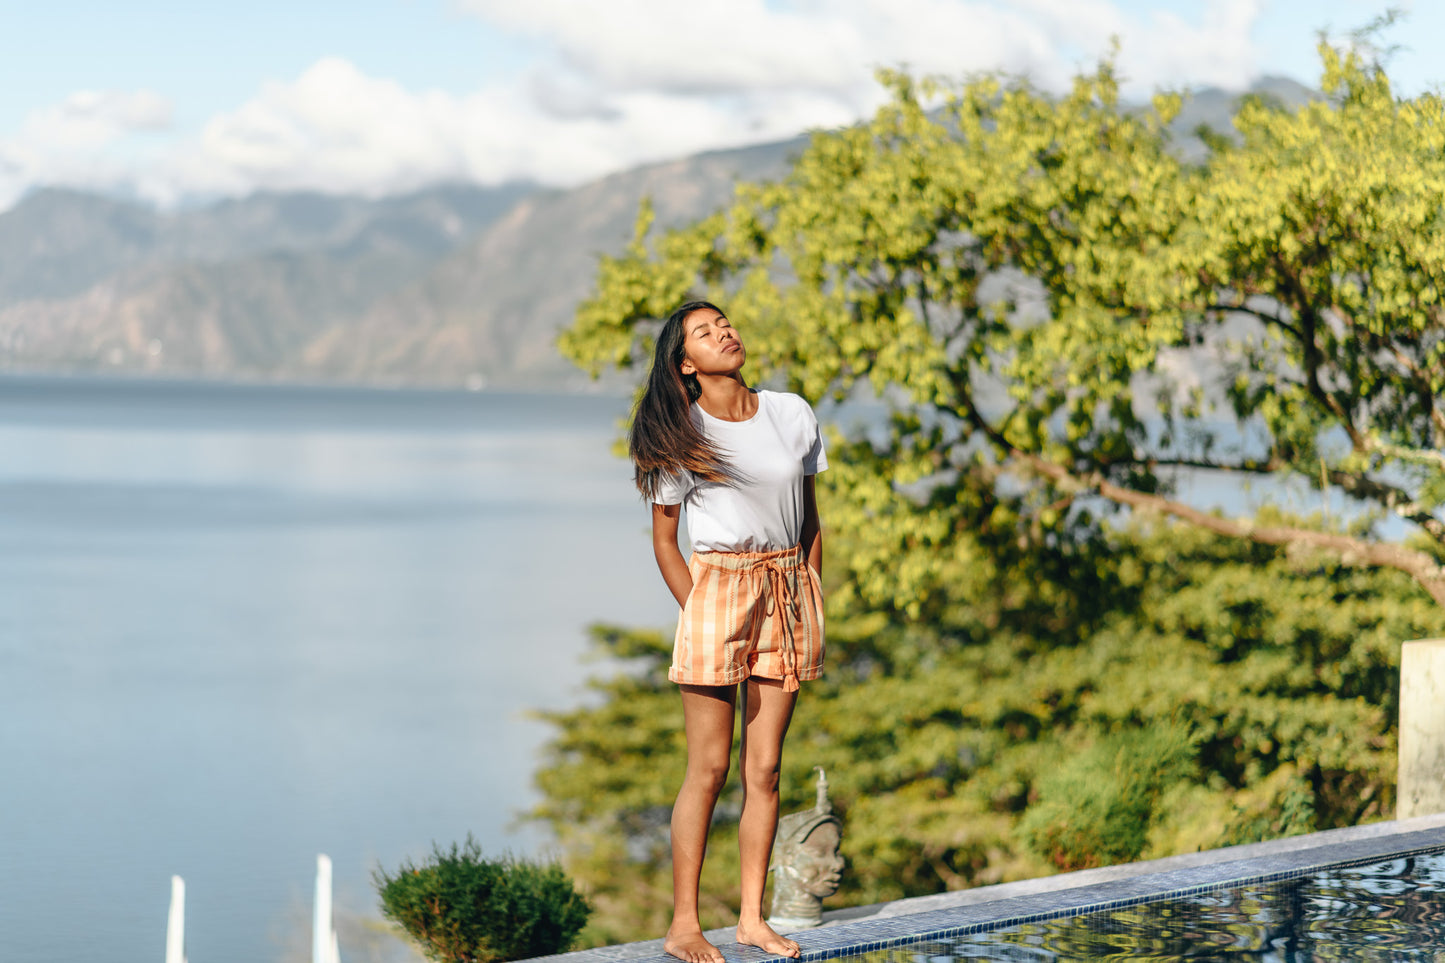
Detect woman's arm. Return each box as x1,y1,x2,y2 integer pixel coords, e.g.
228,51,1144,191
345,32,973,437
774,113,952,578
651,502,693,608
800,475,823,578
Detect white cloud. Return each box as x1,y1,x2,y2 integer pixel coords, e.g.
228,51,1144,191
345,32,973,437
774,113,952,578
61,89,173,132
0,1,1268,209
462,0,866,93
10,88,172,155
1122,0,1264,91
173,58,475,197
462,0,1263,96
0,89,173,208
161,57,854,198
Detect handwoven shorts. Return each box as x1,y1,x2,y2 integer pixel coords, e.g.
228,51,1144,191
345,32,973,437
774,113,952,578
669,544,825,692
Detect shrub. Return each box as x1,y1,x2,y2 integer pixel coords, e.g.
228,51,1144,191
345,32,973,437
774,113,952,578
1020,721,1199,871
375,836,590,963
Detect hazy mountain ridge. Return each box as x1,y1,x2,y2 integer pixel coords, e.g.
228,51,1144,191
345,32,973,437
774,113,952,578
0,77,1313,387
299,137,806,386
0,182,536,378
0,183,534,302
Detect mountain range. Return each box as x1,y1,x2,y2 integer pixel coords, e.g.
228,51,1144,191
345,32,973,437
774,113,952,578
0,77,1311,389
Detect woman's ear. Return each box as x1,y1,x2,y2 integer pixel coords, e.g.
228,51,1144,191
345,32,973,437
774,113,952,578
680,357,696,376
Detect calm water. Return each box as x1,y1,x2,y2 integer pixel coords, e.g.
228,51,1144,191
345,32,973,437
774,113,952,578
0,376,676,963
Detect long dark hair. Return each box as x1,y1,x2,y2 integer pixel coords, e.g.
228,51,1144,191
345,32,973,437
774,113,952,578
629,300,732,499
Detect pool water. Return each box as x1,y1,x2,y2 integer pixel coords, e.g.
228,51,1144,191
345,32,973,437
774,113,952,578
823,849,1445,962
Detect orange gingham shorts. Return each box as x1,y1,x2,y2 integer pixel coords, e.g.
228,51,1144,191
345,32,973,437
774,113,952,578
669,544,825,692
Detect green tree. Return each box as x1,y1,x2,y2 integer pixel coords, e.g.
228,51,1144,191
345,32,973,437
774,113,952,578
561,36,1445,609
545,32,1445,947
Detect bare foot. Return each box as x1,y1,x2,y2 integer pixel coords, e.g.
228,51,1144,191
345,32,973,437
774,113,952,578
736,919,800,958
664,925,725,963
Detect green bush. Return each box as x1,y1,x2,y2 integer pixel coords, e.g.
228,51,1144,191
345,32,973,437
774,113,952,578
1019,721,1200,871
375,836,590,963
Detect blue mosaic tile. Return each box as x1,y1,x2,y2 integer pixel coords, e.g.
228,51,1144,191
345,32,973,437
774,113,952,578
535,827,1445,963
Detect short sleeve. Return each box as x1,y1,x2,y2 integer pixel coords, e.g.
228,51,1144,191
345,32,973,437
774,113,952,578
653,468,695,505
803,405,828,475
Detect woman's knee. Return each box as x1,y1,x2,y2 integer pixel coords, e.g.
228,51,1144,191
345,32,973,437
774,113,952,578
684,758,731,796
742,757,781,794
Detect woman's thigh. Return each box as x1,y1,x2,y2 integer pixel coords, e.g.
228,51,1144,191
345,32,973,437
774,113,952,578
739,677,798,779
679,683,737,778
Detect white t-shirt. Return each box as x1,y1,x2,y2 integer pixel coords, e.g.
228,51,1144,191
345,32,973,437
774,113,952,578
655,390,828,553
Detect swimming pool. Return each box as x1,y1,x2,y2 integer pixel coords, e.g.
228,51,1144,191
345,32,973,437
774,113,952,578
827,848,1445,961
532,815,1445,963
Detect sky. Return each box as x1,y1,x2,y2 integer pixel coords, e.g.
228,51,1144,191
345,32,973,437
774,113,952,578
0,0,1432,211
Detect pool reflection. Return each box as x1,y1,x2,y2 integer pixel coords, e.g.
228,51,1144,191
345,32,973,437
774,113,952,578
825,850,1445,962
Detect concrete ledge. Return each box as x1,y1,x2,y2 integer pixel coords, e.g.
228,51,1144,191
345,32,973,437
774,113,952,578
531,812,1445,963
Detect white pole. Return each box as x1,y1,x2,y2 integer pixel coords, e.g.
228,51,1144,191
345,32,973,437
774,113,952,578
165,875,186,963
314,854,340,963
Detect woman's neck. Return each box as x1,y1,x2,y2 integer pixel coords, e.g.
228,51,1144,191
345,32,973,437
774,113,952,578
695,374,757,422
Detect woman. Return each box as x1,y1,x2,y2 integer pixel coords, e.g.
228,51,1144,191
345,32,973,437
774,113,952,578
630,300,826,962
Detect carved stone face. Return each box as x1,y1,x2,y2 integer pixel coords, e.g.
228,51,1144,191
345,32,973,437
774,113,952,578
793,822,844,898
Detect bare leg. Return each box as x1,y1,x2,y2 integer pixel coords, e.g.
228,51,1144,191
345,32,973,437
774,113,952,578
735,677,801,958
665,684,736,963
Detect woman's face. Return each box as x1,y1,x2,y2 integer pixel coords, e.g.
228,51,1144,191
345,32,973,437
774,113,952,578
793,822,844,898
678,307,746,378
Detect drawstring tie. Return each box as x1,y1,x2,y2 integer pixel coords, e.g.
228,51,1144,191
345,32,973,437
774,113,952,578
750,556,802,692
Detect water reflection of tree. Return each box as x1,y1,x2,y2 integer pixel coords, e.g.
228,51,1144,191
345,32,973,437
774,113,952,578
1300,854,1445,959
816,856,1445,962
932,851,1445,962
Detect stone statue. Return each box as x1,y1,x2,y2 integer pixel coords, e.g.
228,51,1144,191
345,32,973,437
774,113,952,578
768,767,844,930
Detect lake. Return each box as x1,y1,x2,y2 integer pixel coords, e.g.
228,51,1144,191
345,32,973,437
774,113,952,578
0,376,677,963
0,374,1371,963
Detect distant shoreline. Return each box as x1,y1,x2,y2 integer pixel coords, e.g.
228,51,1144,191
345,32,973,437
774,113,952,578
0,367,635,398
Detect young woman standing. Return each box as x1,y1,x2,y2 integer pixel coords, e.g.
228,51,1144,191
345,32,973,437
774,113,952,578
630,301,827,963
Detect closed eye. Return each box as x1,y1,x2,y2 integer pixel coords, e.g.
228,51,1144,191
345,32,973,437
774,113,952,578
688,313,729,338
